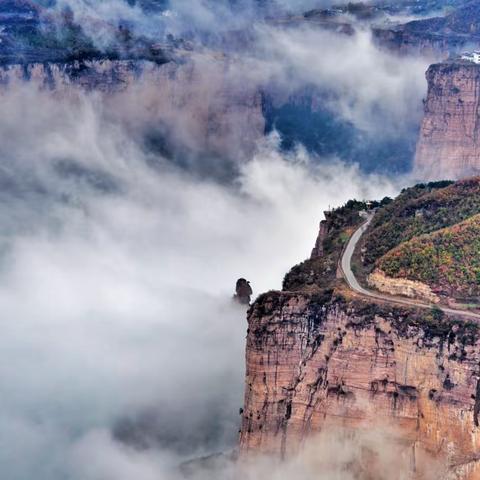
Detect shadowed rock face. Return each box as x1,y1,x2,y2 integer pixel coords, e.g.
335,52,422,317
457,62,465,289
415,62,480,180
0,55,265,176
239,291,480,478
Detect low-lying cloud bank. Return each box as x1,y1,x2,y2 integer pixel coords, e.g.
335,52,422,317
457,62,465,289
0,81,400,479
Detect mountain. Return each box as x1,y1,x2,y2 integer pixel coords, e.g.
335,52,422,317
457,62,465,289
239,177,480,478
378,213,480,300
0,55,264,179
3,0,474,178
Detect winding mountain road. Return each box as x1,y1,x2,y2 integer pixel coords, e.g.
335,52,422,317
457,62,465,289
340,212,480,320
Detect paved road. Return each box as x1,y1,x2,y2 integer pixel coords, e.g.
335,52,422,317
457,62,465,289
340,212,480,320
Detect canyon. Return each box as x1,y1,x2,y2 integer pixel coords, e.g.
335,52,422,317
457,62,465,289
5,1,480,477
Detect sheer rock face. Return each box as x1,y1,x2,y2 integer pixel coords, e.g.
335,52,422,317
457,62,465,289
239,292,480,478
0,56,265,162
415,62,480,180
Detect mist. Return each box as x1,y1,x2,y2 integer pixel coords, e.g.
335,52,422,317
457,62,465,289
0,78,399,479
41,0,432,175
0,1,438,478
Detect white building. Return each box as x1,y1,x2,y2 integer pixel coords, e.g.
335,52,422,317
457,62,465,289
461,51,480,64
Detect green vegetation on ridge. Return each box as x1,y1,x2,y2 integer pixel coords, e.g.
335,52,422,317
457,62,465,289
283,200,368,291
362,178,480,268
378,214,480,300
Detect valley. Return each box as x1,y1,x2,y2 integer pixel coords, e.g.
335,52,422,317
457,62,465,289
3,1,480,479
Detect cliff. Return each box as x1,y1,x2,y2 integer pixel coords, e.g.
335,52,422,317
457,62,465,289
240,290,480,478
373,1,480,57
0,55,265,165
239,192,480,479
415,62,480,180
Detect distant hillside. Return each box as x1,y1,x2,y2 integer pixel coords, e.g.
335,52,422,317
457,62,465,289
0,0,170,64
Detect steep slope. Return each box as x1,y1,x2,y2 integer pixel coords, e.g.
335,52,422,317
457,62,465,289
358,177,480,303
362,178,480,268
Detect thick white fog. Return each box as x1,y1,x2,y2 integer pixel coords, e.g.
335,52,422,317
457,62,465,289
0,81,398,479
0,0,439,477
48,0,433,145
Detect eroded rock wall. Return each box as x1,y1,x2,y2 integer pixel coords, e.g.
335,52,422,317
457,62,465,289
368,269,440,304
239,291,480,478
310,218,330,259
415,62,480,180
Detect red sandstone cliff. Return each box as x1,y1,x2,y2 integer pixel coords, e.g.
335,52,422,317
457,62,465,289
415,62,480,180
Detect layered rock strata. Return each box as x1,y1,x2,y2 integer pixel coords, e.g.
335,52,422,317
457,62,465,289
367,269,440,304
415,62,480,180
239,291,480,478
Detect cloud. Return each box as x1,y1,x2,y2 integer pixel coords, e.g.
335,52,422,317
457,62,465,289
0,79,399,479
39,0,432,160
0,2,436,477
241,25,431,136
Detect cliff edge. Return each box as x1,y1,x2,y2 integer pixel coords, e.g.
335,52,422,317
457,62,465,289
239,183,480,479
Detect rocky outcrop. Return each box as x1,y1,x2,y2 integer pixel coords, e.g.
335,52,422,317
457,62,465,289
239,291,480,478
310,218,330,258
234,278,253,305
368,269,440,304
372,27,455,57
414,62,480,180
